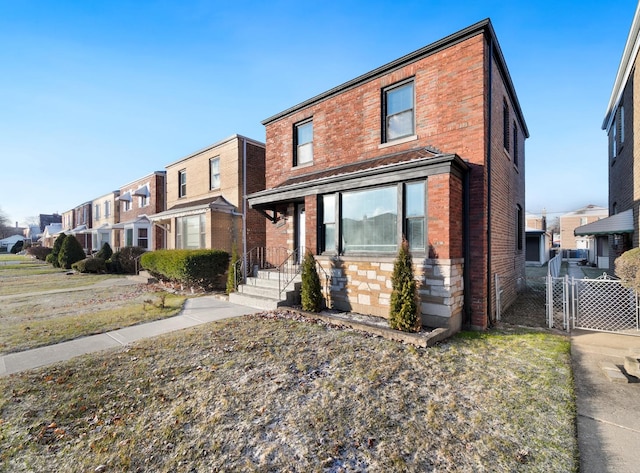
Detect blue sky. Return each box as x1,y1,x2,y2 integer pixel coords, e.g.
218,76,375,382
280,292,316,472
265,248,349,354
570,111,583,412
0,0,636,227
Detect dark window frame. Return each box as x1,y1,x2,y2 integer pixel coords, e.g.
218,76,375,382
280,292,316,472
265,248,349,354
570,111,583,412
503,98,510,152
293,118,313,167
382,78,415,143
319,180,427,256
178,169,187,198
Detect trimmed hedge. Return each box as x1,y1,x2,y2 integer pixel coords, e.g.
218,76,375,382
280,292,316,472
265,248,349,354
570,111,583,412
107,246,146,274
72,257,106,273
141,249,229,290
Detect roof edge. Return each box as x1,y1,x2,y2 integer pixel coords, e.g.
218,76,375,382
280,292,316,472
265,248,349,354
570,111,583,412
262,19,494,126
165,134,265,169
602,2,640,131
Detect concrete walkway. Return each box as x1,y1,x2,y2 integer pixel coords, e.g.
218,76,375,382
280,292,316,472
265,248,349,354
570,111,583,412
565,260,640,472
0,294,258,377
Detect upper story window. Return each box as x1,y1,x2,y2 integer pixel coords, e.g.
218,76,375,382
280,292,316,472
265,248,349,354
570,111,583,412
383,80,414,142
294,119,313,166
104,201,111,217
512,121,519,167
94,204,100,220
210,157,221,190
503,99,510,152
178,170,187,198
123,199,131,212
618,104,625,149
139,195,148,207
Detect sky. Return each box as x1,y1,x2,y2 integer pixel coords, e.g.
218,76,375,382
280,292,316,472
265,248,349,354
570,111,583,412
0,0,637,228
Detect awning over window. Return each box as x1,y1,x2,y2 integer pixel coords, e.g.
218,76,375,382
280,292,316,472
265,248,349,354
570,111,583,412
133,185,150,197
574,209,634,236
148,197,237,223
117,192,132,202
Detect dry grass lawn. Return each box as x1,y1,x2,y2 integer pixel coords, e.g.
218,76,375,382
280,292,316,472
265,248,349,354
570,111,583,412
0,311,577,472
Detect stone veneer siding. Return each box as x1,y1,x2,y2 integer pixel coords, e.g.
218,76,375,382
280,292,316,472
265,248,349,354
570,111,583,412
317,256,464,331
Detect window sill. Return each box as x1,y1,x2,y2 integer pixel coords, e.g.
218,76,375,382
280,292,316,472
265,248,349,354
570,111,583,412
378,134,418,149
292,161,314,170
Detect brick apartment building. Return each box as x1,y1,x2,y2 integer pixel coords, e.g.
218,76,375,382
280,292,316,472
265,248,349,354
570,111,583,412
248,19,528,331
150,135,265,254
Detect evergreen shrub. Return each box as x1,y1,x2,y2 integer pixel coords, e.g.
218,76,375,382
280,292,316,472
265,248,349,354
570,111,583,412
389,239,420,332
301,250,323,312
50,233,67,268
96,242,113,261
58,236,87,269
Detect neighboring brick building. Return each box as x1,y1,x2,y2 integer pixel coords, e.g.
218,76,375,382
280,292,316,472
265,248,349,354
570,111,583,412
559,205,607,251
114,171,166,251
576,4,639,270
248,19,528,331
150,135,265,254
90,191,121,252
66,202,92,251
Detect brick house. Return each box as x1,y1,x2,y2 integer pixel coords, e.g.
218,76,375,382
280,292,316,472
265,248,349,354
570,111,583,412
575,3,639,270
114,171,166,251
90,191,121,252
247,19,527,331
149,135,266,255
62,201,92,251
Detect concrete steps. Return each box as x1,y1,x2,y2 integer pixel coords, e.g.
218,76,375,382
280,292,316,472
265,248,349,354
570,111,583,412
229,270,301,311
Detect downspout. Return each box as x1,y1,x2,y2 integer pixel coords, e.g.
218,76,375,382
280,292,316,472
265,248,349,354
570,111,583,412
486,35,494,327
242,137,247,276
463,165,471,327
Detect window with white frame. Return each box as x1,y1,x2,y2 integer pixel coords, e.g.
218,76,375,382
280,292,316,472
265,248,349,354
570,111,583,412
294,119,313,166
104,200,111,217
178,170,187,198
321,181,426,254
210,157,221,189
176,214,205,249
383,80,414,142
94,204,100,220
405,182,425,251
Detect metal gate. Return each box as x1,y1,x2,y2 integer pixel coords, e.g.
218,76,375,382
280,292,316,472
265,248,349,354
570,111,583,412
547,274,640,333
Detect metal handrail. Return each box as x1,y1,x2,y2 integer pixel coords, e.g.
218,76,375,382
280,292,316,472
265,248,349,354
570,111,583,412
277,249,300,298
315,259,331,309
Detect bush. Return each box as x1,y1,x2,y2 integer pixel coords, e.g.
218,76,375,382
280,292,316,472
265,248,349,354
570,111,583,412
26,246,52,261
72,257,106,273
107,246,146,274
301,250,323,312
141,249,229,290
96,242,113,261
50,233,67,268
389,239,420,332
226,246,242,295
45,253,56,265
58,236,87,269
615,247,640,291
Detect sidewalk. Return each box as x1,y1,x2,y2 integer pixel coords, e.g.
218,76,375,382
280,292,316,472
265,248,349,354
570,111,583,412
0,295,258,377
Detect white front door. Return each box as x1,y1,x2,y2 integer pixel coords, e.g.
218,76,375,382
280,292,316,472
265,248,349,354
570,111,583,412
297,205,305,263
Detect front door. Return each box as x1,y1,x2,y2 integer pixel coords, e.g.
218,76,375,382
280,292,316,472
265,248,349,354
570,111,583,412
297,205,305,263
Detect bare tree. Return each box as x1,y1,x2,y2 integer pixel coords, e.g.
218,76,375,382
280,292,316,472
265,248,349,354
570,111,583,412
0,207,17,239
